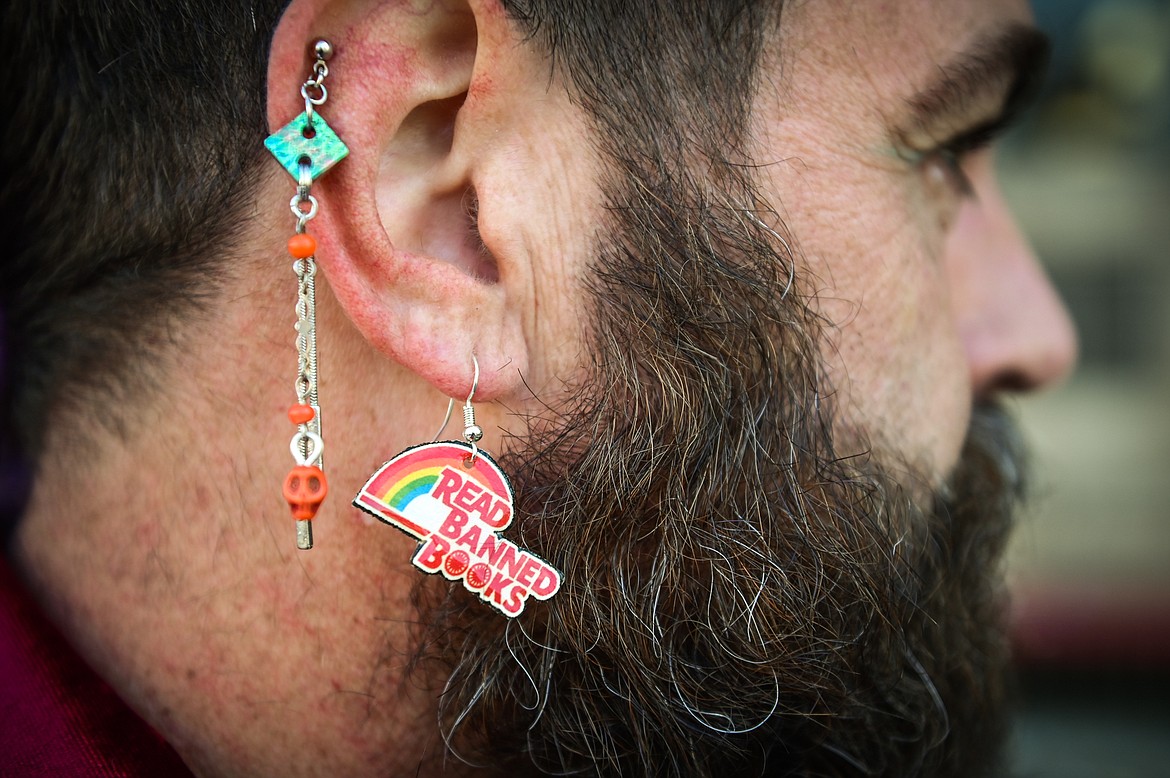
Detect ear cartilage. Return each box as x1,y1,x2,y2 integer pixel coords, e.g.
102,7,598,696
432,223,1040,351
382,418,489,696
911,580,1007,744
265,39,348,550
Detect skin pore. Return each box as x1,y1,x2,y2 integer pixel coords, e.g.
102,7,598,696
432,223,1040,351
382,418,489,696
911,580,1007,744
12,0,1074,776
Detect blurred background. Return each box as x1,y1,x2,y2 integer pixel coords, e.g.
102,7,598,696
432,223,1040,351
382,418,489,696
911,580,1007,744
0,1,1165,774
1000,0,1170,775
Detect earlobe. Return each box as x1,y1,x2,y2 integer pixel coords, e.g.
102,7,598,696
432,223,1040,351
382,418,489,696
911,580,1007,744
266,0,529,401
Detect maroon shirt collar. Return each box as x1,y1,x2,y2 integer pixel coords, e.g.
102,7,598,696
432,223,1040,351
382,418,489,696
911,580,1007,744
0,558,194,776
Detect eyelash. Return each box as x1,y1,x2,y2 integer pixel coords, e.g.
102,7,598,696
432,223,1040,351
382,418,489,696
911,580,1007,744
919,110,1020,198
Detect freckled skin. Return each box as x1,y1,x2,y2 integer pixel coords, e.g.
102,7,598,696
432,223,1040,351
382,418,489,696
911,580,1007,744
13,0,1074,776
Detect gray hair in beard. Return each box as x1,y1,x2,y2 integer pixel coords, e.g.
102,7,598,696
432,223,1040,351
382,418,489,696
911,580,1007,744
404,154,1027,777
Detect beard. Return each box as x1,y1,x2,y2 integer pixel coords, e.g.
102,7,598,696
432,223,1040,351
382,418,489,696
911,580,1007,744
406,165,1026,777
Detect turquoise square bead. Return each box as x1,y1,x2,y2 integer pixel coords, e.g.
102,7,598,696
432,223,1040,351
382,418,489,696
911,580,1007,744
264,113,349,182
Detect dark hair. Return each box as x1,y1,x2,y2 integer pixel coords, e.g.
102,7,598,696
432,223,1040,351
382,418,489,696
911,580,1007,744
3,1,286,463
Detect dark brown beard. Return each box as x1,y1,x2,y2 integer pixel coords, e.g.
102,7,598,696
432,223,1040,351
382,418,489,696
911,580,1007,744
406,164,1024,776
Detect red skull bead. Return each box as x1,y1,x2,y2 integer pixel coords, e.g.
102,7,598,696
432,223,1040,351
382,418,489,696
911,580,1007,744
283,465,328,520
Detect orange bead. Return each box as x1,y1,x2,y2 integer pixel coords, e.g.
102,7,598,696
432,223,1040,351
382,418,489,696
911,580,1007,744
287,234,317,259
288,404,315,424
283,465,328,521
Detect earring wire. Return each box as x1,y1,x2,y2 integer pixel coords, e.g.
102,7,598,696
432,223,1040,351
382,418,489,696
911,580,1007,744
432,356,483,464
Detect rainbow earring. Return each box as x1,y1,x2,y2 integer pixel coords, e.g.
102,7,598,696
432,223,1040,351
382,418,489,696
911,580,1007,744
265,40,349,549
353,357,562,617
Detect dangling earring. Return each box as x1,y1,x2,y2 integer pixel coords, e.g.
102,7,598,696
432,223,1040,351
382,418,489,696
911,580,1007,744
265,39,350,550
353,356,562,617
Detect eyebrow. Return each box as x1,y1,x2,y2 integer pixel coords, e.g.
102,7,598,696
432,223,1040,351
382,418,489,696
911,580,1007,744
898,24,1051,145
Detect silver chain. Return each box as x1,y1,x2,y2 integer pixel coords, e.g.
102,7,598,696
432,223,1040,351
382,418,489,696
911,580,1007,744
293,258,318,409
289,45,331,550
300,55,331,127
291,166,322,468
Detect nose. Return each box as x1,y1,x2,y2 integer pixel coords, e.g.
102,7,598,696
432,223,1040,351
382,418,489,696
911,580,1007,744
946,156,1078,398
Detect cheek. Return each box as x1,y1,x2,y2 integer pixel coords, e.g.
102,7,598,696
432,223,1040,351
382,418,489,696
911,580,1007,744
778,164,974,477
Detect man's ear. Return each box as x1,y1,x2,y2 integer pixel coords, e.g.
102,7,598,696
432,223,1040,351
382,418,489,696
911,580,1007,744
266,0,527,400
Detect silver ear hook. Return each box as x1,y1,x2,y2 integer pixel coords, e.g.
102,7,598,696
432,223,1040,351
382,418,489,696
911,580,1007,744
465,354,480,407
461,355,483,463
432,398,455,442
430,356,483,458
